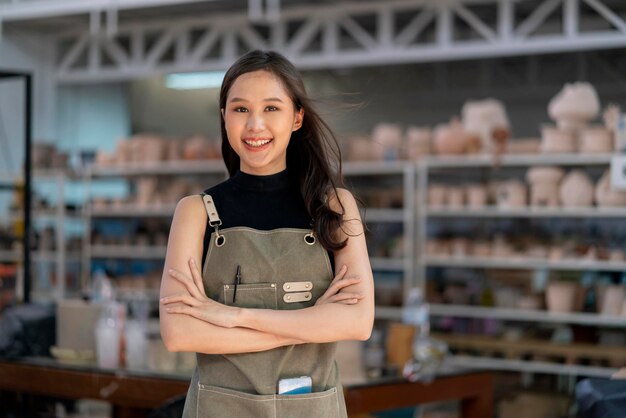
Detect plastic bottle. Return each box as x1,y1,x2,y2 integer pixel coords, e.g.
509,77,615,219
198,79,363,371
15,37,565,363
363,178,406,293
95,301,123,368
402,287,447,383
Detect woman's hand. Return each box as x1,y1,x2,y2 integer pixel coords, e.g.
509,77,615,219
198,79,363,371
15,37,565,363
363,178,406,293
315,265,364,306
160,258,240,328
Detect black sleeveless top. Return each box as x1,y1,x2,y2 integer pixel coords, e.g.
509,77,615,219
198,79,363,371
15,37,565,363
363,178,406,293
201,169,334,270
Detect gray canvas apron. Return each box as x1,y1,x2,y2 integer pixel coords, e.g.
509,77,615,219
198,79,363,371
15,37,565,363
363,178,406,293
181,194,348,418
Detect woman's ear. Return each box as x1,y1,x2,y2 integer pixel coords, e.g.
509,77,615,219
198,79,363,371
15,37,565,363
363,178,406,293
220,108,225,119
293,108,304,131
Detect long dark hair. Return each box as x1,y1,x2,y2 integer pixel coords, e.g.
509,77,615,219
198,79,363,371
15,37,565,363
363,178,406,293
219,50,347,251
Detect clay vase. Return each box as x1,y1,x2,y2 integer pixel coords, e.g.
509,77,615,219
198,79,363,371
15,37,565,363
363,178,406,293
526,167,565,207
595,170,626,207
404,126,432,160
433,118,468,155
427,185,447,207
372,123,403,161
546,282,579,313
346,135,380,161
597,285,625,316
579,126,614,154
540,125,577,153
446,187,465,208
466,184,488,208
559,170,594,207
548,82,600,132
495,180,527,208
115,140,133,165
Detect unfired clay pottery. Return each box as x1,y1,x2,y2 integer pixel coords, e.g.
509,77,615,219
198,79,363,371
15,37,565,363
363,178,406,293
526,167,565,207
540,125,577,153
461,98,510,154
495,180,527,208
346,135,382,161
450,237,470,257
115,140,133,165
372,123,403,161
427,184,447,207
548,82,600,132
559,170,594,207
446,187,465,208
546,281,579,313
135,177,158,207
597,285,625,316
466,184,488,208
579,126,613,154
404,126,432,160
166,139,182,161
471,241,491,257
595,170,626,207
433,118,468,155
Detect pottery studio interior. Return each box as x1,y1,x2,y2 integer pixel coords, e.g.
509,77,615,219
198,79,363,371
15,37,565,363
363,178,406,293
1,0,626,417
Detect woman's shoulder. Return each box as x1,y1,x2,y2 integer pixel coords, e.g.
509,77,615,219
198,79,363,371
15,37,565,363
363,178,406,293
327,187,357,214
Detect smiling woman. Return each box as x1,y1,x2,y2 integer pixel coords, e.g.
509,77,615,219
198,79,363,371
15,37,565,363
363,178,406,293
159,50,374,418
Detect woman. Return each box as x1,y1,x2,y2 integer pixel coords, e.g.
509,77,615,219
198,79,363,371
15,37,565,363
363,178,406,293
159,49,374,417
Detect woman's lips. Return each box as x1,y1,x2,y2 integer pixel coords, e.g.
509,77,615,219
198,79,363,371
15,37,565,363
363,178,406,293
242,137,273,151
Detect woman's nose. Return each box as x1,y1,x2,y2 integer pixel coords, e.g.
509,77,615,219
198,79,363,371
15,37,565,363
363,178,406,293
246,113,265,132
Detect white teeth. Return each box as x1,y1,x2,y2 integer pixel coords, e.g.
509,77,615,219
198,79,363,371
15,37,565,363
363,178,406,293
243,139,272,147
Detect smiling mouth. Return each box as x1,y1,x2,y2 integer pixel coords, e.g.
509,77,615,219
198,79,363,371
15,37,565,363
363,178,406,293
242,138,273,148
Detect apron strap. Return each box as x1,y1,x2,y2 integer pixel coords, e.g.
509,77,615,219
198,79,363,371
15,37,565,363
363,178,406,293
200,193,225,247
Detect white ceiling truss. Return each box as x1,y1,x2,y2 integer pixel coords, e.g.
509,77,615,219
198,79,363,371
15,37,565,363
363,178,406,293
6,0,626,83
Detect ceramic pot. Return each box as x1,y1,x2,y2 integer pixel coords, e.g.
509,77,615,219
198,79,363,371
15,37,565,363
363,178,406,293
404,126,431,160
466,184,488,208
595,170,626,207
446,187,465,208
461,98,510,154
546,282,579,313
372,123,403,161
580,126,613,154
540,125,577,153
427,185,447,207
433,118,468,155
507,138,541,154
597,284,625,316
559,170,594,207
526,167,565,207
548,82,600,132
495,180,527,208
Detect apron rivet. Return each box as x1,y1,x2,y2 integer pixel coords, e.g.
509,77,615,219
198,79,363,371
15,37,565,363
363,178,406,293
286,295,291,300
225,285,229,289
271,283,275,288
286,285,290,289
305,284,310,288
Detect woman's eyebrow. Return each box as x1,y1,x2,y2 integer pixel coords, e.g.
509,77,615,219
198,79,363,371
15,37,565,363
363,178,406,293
229,97,285,103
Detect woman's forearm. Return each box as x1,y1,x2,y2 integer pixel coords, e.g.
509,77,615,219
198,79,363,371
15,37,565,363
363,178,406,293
162,310,304,354
235,302,373,343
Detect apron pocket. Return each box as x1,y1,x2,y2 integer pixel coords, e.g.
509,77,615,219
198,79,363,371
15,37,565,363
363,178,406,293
276,387,341,418
223,283,277,309
197,384,275,418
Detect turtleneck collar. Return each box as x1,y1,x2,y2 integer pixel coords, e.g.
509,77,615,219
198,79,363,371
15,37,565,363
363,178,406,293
230,168,294,192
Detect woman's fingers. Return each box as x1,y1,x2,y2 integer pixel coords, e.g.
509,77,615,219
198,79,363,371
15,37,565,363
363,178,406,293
328,292,363,303
327,276,362,295
160,293,202,307
168,268,203,299
165,305,207,322
188,258,207,297
331,265,348,283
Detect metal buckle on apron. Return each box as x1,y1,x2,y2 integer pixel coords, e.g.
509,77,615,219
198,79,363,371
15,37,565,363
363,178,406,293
304,232,316,245
202,194,226,247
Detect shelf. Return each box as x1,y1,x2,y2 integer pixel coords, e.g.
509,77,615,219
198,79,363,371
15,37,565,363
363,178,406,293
436,333,626,374
370,258,406,271
446,355,618,378
343,161,410,175
424,153,614,168
363,208,405,222
424,255,626,272
87,160,227,177
32,169,81,179
430,304,626,328
90,204,176,218
426,206,626,218
91,245,167,259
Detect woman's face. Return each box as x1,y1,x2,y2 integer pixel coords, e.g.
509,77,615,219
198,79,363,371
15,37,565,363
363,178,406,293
222,70,304,176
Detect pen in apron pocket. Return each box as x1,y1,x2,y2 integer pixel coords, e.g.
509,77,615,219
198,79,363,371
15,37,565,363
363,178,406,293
233,265,241,303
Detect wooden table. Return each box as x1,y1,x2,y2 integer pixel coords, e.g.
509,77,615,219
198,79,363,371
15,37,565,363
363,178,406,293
0,357,493,418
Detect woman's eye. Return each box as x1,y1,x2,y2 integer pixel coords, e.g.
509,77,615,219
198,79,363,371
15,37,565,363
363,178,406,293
234,107,248,113
265,106,278,111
